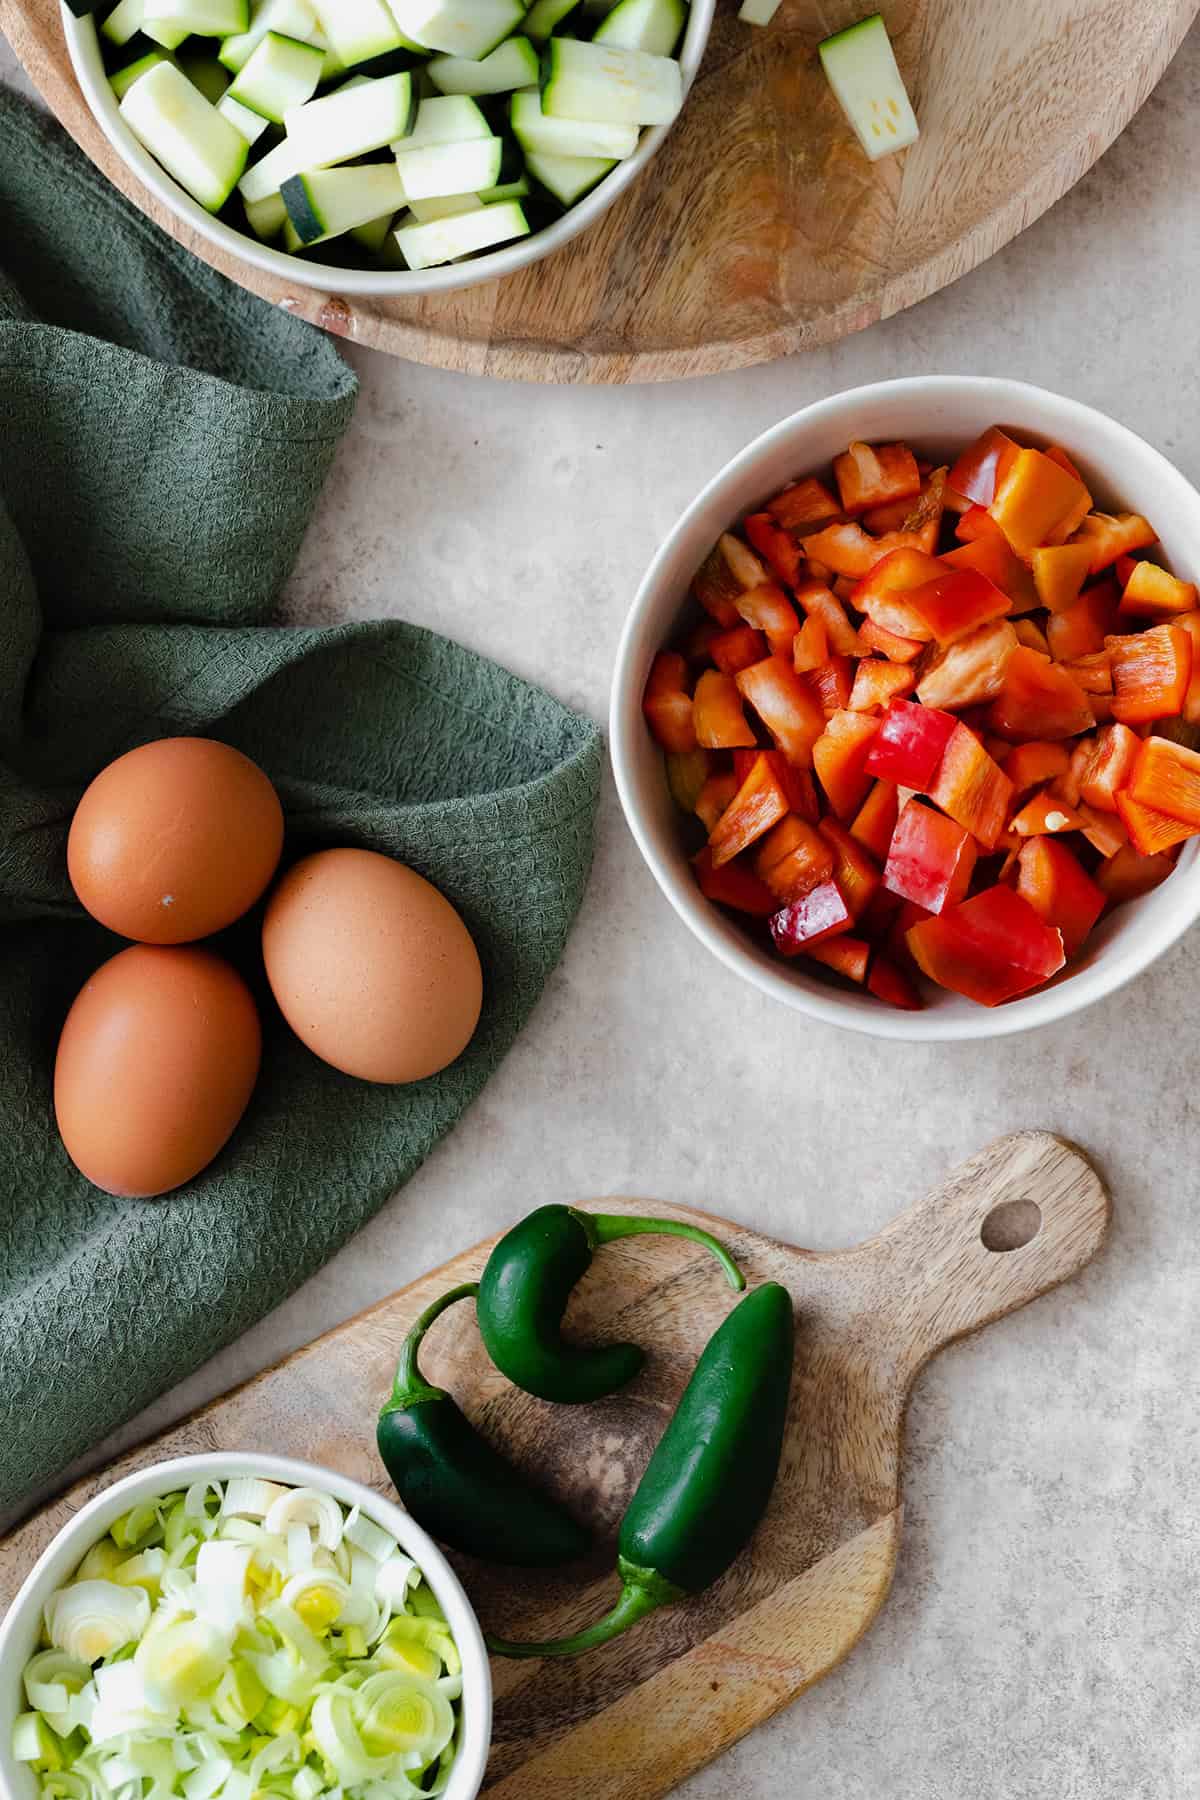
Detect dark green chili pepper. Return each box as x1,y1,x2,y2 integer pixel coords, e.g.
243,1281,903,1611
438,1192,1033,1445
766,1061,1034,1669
476,1204,746,1404
377,1282,590,1568
486,1280,794,1657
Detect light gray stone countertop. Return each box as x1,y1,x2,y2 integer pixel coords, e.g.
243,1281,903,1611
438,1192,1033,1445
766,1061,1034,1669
4,24,1200,1798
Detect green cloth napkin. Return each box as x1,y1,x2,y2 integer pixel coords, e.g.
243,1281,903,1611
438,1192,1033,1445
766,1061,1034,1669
0,89,602,1516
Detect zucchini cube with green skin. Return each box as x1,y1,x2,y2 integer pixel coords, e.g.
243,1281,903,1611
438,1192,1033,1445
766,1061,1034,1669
524,148,614,206
227,31,324,122
404,94,493,145
593,0,685,58
101,0,151,47
146,0,250,34
119,59,248,211
394,136,503,201
309,0,424,64
389,0,526,59
237,130,305,201
523,0,579,39
283,70,416,169
282,162,407,243
510,87,639,159
405,192,484,222
242,188,289,238
540,38,682,125
427,36,539,96
218,0,319,72
109,49,171,102
217,91,272,142
393,198,530,268
818,13,919,161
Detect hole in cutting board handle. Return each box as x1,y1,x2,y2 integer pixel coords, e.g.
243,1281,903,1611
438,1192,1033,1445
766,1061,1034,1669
980,1198,1042,1252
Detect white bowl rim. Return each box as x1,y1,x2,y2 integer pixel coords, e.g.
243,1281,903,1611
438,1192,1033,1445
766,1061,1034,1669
59,0,715,299
0,1451,493,1800
610,374,1200,1043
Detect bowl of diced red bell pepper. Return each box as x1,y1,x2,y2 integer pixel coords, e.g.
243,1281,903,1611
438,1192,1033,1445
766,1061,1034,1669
610,377,1200,1038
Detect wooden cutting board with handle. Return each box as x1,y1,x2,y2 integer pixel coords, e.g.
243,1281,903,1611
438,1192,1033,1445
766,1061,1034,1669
0,1131,1109,1798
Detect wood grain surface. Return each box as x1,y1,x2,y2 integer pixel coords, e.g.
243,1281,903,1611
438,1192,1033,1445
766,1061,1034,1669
3,1,1194,381
1,1132,1110,1798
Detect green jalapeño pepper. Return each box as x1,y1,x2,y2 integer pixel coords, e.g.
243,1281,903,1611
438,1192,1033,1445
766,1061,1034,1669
486,1281,794,1657
476,1204,746,1405
377,1282,590,1568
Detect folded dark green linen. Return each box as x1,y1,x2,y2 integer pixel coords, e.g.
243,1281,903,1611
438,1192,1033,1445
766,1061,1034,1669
0,88,602,1514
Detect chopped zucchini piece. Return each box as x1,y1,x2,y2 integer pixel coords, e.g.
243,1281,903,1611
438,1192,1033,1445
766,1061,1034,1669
227,29,324,119
148,0,250,33
282,162,406,242
405,192,483,222
109,49,170,100
540,37,681,124
284,69,416,166
101,0,148,44
349,208,399,251
217,91,272,140
218,0,318,71
818,12,919,160
388,0,526,60
427,36,538,94
593,0,684,56
308,0,423,64
524,147,614,204
236,129,304,200
510,86,638,158
523,0,578,38
243,187,288,236
403,94,492,143
119,58,248,209
736,0,781,21
394,135,503,199
394,197,530,267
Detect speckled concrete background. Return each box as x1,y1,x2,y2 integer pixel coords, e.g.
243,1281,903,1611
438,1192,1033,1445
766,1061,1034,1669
5,25,1200,1796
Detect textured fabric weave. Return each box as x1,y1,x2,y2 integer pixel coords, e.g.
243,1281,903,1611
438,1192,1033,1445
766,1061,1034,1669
0,89,602,1513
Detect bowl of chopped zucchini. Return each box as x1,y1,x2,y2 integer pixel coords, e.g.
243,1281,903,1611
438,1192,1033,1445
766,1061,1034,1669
60,0,713,290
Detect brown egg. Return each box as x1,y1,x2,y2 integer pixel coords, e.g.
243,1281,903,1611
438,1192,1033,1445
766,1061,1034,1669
54,945,262,1197
67,737,284,944
262,848,483,1083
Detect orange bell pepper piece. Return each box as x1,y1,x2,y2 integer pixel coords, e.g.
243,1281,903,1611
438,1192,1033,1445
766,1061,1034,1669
1074,802,1128,858
808,655,855,717
1009,788,1085,836
818,816,882,918
804,935,871,983
1070,512,1158,575
850,779,900,861
989,448,1092,557
955,504,1005,544
767,476,841,531
916,620,1018,712
792,612,828,673
694,769,738,833
1078,722,1139,812
693,846,777,916
1050,735,1093,807
948,427,1020,507
1107,624,1192,724
769,879,853,955
833,440,921,515
883,799,977,913
693,668,757,749
1128,733,1200,828
1013,618,1051,656
848,659,916,712
861,467,947,547
856,616,925,664
1031,542,1093,613
987,647,1095,741
1095,841,1177,905
1058,650,1113,695
731,582,799,657
796,581,860,656
802,521,890,579
1015,837,1105,955
643,651,697,752
926,721,1014,849
692,533,766,626
1118,560,1198,618
1113,789,1200,856
851,547,944,639
732,748,818,819
904,568,1012,645
942,533,1039,612
709,623,767,675
866,955,924,1009
1043,444,1086,482
753,814,836,902
743,512,806,590
735,656,825,767
907,885,1066,1005
813,708,881,819
1174,613,1200,723
707,751,793,865
1044,581,1119,661
1004,740,1072,794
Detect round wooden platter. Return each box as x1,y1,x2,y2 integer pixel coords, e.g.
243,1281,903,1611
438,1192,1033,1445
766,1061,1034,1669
5,0,1196,382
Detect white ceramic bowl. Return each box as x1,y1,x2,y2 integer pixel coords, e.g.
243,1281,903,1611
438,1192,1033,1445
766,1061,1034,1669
0,1452,492,1800
611,376,1200,1042
60,1,714,297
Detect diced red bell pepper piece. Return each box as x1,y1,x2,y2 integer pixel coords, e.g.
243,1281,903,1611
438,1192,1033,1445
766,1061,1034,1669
851,548,944,640
795,581,859,656
735,656,825,767
851,778,900,861
805,935,871,983
792,613,828,673
833,440,921,515
1009,788,1085,836
1113,789,1200,856
927,721,1014,849
1075,802,1128,858
731,748,818,819
768,476,841,531
693,668,757,749
813,708,881,819
1107,624,1192,724
693,846,776,917
884,799,977,913
867,955,924,1009
916,620,1018,712
693,533,766,626
1118,560,1198,618
643,650,697,752
1078,722,1139,812
694,770,738,833
1175,613,1200,724
743,513,805,590
1044,581,1119,662
1031,542,1093,613
862,466,947,544
942,533,1039,612
864,697,958,789
710,623,768,675
1071,512,1158,575
1049,734,1091,807
808,656,855,718
753,814,835,902
1004,740,1072,795
1128,733,1200,827
731,582,799,657
802,521,888,579
1095,842,1176,904
955,504,1005,544
665,747,712,813
818,817,882,919
1015,836,1105,955
769,880,853,955
848,658,916,712
948,427,1020,507
707,752,792,866
907,885,1066,1005
904,567,1012,645
989,449,1092,556
856,617,925,664
987,647,1095,741
1058,651,1113,695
